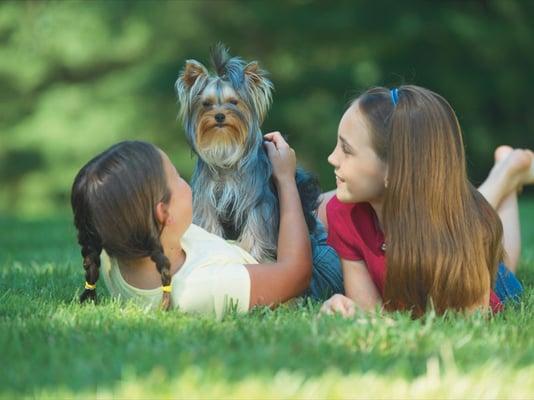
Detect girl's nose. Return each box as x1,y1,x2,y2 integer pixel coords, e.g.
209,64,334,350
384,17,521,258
327,150,337,167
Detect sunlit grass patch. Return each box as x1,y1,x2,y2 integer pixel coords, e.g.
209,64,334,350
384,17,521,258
1,199,533,398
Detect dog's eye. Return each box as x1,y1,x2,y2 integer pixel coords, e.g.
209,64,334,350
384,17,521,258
202,101,212,107
229,99,238,106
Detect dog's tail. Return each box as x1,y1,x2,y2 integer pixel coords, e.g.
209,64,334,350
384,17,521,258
295,168,321,233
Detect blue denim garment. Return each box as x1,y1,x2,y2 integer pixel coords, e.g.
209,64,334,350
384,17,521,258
305,221,344,300
494,263,523,303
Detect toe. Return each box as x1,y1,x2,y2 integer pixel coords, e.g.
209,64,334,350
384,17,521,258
494,145,514,163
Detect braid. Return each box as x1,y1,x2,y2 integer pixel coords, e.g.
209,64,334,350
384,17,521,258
72,177,103,304
78,227,102,303
150,243,171,311
150,244,172,311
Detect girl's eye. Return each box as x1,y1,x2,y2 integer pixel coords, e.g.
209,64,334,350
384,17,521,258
341,145,352,155
229,99,238,105
202,101,212,107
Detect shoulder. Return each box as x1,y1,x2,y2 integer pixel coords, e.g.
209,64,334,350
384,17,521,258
184,223,222,242
182,224,257,264
326,196,373,229
326,198,377,261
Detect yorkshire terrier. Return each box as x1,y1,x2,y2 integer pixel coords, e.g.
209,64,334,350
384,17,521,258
175,45,342,297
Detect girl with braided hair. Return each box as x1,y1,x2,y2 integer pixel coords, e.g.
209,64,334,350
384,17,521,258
72,133,311,317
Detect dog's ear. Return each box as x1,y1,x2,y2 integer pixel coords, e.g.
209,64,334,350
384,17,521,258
178,60,208,90
243,62,262,86
244,61,273,122
175,60,208,121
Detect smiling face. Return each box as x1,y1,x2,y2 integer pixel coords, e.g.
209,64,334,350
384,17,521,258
328,101,387,204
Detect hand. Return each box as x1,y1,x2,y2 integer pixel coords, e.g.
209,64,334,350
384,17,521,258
263,132,296,184
320,294,356,317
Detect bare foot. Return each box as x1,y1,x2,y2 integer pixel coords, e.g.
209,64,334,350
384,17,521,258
493,148,534,193
494,145,513,163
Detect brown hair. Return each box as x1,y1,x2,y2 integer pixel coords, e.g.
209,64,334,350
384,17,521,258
71,141,173,310
357,85,504,316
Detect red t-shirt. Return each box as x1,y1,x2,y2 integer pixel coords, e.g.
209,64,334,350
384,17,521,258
326,196,503,313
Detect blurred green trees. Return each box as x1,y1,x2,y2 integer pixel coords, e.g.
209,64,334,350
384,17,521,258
1,0,533,216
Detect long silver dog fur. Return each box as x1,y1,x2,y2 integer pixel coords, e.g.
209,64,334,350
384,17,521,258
175,45,319,262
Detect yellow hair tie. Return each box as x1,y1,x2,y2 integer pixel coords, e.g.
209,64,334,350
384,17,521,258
162,285,172,293
85,282,96,290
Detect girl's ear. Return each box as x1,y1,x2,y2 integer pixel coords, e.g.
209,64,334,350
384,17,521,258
384,167,389,189
155,202,170,226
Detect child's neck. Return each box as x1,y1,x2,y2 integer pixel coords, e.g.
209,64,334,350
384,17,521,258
369,199,384,232
118,244,186,290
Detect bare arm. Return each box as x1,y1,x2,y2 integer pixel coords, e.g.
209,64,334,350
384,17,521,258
321,258,381,317
342,259,382,310
245,132,312,308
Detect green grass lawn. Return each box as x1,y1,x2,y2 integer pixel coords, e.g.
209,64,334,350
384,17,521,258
1,200,533,399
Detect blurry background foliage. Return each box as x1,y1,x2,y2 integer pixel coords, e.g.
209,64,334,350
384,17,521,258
0,0,533,217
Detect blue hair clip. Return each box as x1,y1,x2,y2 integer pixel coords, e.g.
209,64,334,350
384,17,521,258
390,88,399,106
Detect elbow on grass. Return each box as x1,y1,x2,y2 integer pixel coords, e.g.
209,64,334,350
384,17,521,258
296,260,313,294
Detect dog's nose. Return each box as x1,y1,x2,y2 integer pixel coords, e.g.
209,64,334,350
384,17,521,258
214,113,226,123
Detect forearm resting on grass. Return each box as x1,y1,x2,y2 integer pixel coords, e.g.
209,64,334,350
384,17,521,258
321,259,382,317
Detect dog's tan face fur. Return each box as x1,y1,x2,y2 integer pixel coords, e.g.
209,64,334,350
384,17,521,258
176,48,273,169
195,80,249,155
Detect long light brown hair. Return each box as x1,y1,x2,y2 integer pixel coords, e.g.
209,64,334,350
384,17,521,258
358,85,504,316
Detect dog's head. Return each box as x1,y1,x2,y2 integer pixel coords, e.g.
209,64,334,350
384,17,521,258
175,44,273,168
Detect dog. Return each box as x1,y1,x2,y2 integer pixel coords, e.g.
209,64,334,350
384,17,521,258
175,44,321,263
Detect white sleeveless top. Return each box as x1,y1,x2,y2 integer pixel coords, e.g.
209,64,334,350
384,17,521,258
100,224,256,319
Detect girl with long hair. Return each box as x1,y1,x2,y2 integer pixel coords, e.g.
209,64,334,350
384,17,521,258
319,85,532,317
71,133,312,318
